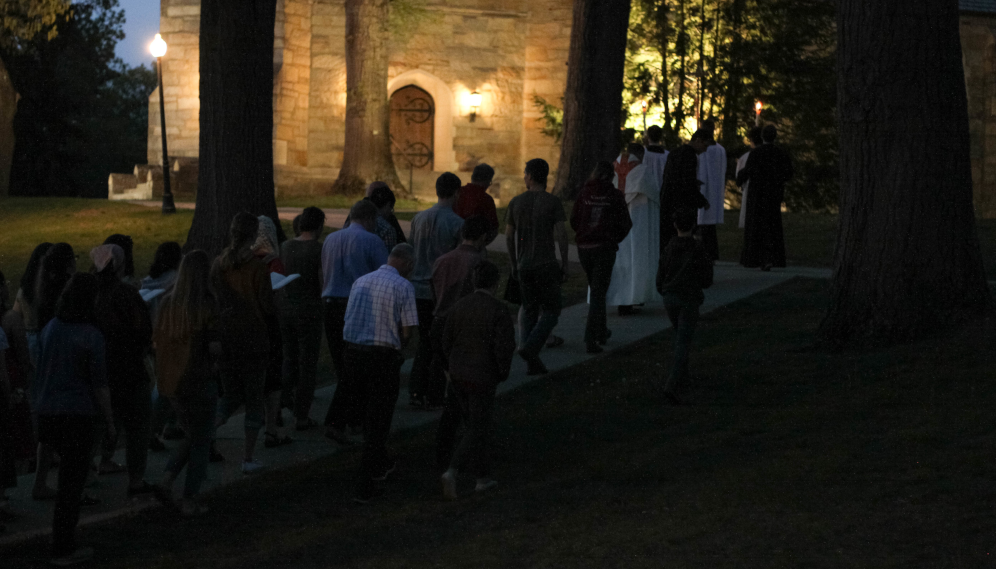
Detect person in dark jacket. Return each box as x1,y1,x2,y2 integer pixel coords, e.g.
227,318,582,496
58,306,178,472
439,261,516,500
656,208,714,405
92,244,157,496
735,124,794,270
570,162,633,353
659,130,711,251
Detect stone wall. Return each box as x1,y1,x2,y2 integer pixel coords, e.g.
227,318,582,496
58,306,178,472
961,14,996,219
149,0,202,165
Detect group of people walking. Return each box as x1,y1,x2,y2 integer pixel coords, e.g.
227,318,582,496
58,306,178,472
0,124,794,564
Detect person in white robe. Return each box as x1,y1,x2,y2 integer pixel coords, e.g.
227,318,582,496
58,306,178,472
604,144,662,313
737,126,764,229
642,125,669,191
696,122,727,261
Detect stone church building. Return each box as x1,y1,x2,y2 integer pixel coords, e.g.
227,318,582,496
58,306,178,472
106,0,996,217
110,0,572,202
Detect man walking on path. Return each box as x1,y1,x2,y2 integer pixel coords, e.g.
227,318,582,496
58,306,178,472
696,120,727,262
408,173,465,408
439,261,516,500
320,200,388,444
344,244,419,503
571,162,633,354
657,208,714,406
736,125,794,271
454,164,500,244
505,158,569,376
660,130,712,252
431,216,491,471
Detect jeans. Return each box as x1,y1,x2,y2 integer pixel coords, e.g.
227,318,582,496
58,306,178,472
165,382,218,499
102,380,151,482
578,246,616,345
349,345,403,495
663,294,700,398
448,382,496,478
409,298,445,404
217,362,266,432
280,310,323,420
518,263,563,359
37,415,98,557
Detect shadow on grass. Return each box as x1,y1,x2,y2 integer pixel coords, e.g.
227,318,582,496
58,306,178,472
6,278,995,568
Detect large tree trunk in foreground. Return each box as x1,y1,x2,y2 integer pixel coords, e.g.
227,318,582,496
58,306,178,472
552,0,631,200
333,0,403,196
185,0,283,257
820,0,992,345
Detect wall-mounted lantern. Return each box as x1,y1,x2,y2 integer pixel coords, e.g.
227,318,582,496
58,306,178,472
469,91,482,122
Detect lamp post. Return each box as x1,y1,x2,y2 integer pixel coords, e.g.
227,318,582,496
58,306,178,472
151,34,176,214
755,100,763,127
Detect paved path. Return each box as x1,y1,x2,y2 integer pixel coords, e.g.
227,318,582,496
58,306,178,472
1,204,832,546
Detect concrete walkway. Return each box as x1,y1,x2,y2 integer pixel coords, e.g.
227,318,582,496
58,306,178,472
1,203,831,546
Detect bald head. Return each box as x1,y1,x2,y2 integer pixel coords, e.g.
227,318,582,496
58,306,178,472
388,243,415,278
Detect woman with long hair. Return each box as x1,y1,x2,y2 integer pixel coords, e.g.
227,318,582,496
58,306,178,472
91,244,155,497
253,216,292,448
153,250,221,515
1,268,36,476
31,242,76,500
213,212,275,474
13,242,52,365
32,272,115,565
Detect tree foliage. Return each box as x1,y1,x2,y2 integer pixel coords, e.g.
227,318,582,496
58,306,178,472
623,0,837,211
0,0,71,49
1,0,156,198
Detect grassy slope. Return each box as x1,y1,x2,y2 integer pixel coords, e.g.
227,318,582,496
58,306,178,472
5,278,995,567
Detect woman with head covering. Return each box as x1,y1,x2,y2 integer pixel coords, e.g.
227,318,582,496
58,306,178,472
91,244,156,497
103,234,141,289
212,212,276,473
253,215,292,448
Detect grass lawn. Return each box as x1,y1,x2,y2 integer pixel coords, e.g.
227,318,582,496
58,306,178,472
5,277,995,567
277,194,428,212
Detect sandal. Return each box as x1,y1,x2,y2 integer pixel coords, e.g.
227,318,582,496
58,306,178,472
545,335,565,349
264,433,294,448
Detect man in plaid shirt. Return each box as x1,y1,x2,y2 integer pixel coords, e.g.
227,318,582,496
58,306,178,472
344,243,419,502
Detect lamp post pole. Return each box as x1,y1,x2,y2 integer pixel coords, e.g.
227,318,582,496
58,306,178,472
152,34,175,214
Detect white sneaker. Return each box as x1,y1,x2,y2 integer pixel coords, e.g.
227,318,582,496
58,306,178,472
241,460,265,474
475,479,498,493
50,546,94,566
441,470,457,500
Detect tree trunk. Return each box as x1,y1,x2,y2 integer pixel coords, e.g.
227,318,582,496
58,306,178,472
674,0,688,137
552,0,632,200
333,0,403,196
719,0,743,147
185,0,284,257
820,0,992,345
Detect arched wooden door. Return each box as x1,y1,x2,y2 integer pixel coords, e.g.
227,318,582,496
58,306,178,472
390,85,435,171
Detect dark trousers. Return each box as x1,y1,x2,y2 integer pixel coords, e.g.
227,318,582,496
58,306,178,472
448,382,496,478
435,384,462,472
37,415,98,557
697,224,719,261
662,295,700,398
281,310,323,420
409,298,445,404
578,246,616,345
349,345,403,493
518,263,563,359
323,298,361,429
102,379,151,481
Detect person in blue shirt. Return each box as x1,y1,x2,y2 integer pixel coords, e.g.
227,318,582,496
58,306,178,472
320,200,389,443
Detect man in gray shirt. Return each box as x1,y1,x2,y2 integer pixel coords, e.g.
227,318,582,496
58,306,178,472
408,172,464,407
505,158,569,375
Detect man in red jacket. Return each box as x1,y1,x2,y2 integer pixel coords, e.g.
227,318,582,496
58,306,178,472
570,161,633,354
454,163,500,245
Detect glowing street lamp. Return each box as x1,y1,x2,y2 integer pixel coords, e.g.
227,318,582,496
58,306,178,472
641,99,648,132
755,100,763,126
151,34,175,214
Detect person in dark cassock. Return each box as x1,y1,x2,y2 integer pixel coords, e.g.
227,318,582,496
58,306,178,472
735,125,794,271
659,130,711,253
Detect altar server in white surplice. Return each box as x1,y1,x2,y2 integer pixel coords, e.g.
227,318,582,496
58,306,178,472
696,121,727,261
605,143,662,312
737,126,764,229
642,125,669,193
